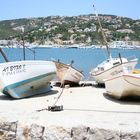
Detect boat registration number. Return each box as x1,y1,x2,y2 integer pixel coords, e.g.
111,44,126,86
2,64,26,75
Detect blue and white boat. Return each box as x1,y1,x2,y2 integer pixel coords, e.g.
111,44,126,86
0,60,56,98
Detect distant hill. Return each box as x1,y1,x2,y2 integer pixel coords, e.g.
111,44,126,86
0,14,140,45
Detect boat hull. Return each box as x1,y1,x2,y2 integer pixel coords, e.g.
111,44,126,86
105,73,140,99
0,61,56,98
53,61,84,86
91,59,137,84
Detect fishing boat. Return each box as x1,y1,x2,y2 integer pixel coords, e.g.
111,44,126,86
90,55,138,85
0,60,56,99
0,34,56,99
90,5,138,85
53,60,84,87
105,68,140,99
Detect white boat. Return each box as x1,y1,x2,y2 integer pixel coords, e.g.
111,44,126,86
105,68,140,99
0,60,56,98
53,60,84,86
90,5,138,85
90,56,138,85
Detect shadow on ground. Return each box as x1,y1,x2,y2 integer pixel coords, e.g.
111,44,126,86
0,90,58,101
103,92,140,105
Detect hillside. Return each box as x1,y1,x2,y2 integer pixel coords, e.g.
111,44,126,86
0,14,140,45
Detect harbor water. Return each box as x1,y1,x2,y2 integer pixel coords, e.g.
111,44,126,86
1,47,140,79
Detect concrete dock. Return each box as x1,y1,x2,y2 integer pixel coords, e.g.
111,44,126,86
0,84,140,133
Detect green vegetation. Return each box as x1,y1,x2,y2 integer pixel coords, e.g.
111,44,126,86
0,14,140,45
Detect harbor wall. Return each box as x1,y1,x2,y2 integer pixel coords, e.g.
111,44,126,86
0,120,140,140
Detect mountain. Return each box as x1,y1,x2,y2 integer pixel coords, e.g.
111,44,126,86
0,14,140,45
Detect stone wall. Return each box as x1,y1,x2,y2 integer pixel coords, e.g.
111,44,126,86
0,121,140,140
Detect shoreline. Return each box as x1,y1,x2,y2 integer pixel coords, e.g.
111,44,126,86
1,44,140,49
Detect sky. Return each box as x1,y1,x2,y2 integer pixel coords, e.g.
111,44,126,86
0,0,140,21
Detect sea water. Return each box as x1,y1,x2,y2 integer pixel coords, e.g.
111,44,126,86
1,47,140,79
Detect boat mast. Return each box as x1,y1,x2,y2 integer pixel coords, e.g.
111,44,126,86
0,48,9,62
93,4,112,59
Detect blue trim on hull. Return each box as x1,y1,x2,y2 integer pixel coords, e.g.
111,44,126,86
3,72,55,99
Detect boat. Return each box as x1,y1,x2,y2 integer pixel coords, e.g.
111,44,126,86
53,60,84,87
0,60,56,99
105,68,140,99
90,55,138,85
90,5,138,85
0,32,56,99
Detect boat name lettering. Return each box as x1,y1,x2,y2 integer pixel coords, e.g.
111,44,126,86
2,64,26,75
111,70,123,76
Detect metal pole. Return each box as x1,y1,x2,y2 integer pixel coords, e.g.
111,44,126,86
22,35,26,60
21,27,25,60
0,48,9,62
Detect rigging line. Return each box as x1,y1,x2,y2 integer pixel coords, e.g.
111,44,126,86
93,4,112,59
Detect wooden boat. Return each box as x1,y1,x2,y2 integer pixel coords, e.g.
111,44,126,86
0,60,56,98
105,68,140,99
53,60,84,87
90,5,138,85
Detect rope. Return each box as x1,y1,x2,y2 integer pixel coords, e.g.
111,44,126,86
53,83,64,106
36,83,65,112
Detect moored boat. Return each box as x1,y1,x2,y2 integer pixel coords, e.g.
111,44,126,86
53,60,84,87
0,60,56,98
105,68,140,99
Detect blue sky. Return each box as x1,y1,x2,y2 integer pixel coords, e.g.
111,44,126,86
0,0,140,20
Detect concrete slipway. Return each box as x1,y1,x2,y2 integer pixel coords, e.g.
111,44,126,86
0,83,140,133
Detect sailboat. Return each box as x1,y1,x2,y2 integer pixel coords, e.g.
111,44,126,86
53,59,84,87
0,37,56,99
90,5,138,85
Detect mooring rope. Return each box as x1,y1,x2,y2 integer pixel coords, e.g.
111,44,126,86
36,83,65,112
53,83,65,106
